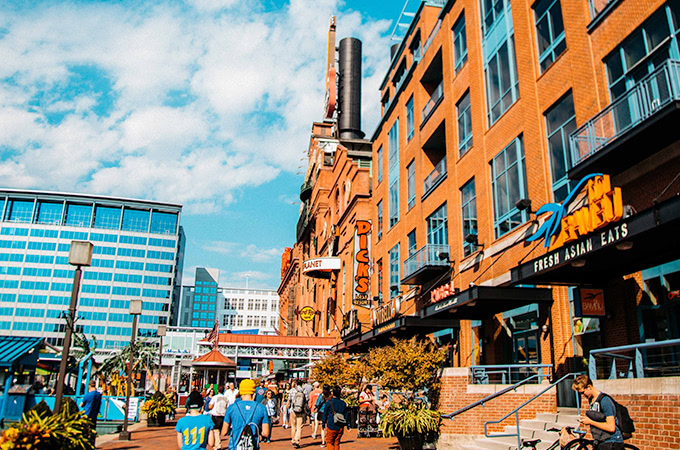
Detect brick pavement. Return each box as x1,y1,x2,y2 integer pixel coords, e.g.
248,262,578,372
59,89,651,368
98,417,399,450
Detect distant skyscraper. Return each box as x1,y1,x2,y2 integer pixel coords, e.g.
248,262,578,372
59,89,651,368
0,189,184,350
179,267,279,335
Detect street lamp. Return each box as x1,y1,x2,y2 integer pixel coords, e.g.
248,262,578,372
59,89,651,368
54,241,93,415
157,325,166,392
119,299,143,441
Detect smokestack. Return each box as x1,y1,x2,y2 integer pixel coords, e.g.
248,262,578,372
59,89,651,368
338,37,365,140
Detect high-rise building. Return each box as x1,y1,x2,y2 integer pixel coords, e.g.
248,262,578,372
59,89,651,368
0,189,184,350
179,267,279,334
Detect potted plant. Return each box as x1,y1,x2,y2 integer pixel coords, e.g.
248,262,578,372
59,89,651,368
142,391,175,427
379,402,441,450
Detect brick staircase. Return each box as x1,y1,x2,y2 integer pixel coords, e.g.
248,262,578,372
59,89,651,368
459,408,580,450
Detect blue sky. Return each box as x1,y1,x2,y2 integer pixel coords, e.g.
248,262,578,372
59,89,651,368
0,0,414,289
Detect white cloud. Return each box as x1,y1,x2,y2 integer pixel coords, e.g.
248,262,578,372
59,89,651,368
241,244,282,263
0,0,392,211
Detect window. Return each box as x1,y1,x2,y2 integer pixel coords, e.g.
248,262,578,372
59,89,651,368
457,91,473,156
389,244,400,298
427,203,448,245
36,201,63,225
485,39,519,125
453,14,468,73
4,199,34,223
407,160,416,210
482,0,506,33
377,259,383,302
388,120,400,227
93,206,121,229
376,146,383,184
491,136,528,238
407,230,417,256
545,91,576,202
534,0,566,72
377,200,383,240
122,209,150,232
150,211,178,235
64,203,92,227
461,179,478,257
406,97,415,141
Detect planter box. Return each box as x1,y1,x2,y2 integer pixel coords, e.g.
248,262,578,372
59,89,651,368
147,413,166,427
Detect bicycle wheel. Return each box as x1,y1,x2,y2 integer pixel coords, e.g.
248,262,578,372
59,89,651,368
623,444,640,450
563,438,594,449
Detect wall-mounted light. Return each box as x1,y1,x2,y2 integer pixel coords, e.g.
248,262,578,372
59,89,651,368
515,198,533,214
571,260,586,268
616,241,633,251
541,324,549,333
438,251,454,265
464,234,479,246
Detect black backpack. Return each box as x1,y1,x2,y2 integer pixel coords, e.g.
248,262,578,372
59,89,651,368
235,403,259,450
600,393,635,440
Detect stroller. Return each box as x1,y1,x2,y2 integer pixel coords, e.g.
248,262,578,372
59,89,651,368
357,407,381,438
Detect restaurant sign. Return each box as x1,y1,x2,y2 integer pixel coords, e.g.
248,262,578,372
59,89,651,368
340,309,361,339
299,306,316,322
353,220,372,308
528,174,623,251
430,280,457,303
574,288,606,317
373,302,394,327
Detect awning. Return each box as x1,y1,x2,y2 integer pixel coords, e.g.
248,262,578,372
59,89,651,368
332,316,454,353
0,336,43,368
511,196,680,285
302,257,341,279
422,286,554,320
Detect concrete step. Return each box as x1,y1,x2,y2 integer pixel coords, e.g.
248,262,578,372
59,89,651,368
503,425,560,442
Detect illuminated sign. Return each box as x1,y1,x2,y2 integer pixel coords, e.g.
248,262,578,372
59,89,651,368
431,280,457,303
300,306,316,322
302,257,341,276
340,309,360,339
528,174,623,251
353,220,371,308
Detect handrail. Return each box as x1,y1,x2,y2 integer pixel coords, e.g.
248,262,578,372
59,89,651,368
589,338,680,380
483,372,582,450
470,363,552,385
442,374,541,419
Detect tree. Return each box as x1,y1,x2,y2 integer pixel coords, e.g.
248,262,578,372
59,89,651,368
311,353,365,388
95,340,159,395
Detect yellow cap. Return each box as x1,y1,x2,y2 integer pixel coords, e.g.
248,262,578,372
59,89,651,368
239,379,256,396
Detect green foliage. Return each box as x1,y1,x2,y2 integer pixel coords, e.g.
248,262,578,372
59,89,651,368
311,354,362,387
141,391,175,418
0,402,95,450
379,402,441,438
95,340,158,377
30,400,53,419
366,337,446,395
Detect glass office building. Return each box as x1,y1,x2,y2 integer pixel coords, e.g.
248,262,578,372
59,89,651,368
0,189,184,349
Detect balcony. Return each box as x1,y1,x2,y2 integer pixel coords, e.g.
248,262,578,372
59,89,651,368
569,59,680,180
296,204,311,242
422,156,447,200
402,243,450,285
299,181,312,201
421,80,444,125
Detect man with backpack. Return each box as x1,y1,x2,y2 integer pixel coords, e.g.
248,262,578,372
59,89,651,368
288,379,307,448
572,375,628,450
221,379,270,450
321,385,349,450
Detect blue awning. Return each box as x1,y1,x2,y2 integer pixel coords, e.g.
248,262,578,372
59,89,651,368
0,336,43,368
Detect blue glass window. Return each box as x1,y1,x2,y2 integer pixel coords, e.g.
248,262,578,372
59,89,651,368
485,39,519,125
376,200,383,241
457,91,473,156
407,160,415,210
93,205,121,230
388,120,400,228
427,203,448,246
122,209,150,232
461,179,478,257
389,243,400,298
453,14,468,73
36,201,63,225
407,229,417,256
376,146,383,184
150,211,178,235
491,136,528,238
4,199,34,223
545,91,576,202
64,203,92,227
534,0,566,72
406,97,415,142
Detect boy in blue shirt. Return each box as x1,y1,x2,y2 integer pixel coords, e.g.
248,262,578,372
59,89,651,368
176,391,215,450
80,381,102,447
221,379,270,450
572,375,624,450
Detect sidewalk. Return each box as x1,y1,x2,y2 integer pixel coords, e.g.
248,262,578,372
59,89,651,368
98,417,399,450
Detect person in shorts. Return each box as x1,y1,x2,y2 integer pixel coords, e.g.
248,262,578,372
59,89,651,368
209,385,229,449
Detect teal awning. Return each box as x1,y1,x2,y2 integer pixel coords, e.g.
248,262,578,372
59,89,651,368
0,336,43,368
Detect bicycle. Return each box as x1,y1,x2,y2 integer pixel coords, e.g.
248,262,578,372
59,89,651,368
520,427,640,450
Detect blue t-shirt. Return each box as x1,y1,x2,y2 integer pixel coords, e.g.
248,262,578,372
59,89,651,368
254,387,266,403
224,401,270,450
81,390,102,421
592,394,623,443
176,413,215,450
321,398,348,431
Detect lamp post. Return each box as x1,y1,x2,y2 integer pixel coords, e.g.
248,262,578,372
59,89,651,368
157,325,166,392
119,299,143,441
54,241,93,415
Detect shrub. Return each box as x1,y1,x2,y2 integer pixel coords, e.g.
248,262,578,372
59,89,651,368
141,391,175,419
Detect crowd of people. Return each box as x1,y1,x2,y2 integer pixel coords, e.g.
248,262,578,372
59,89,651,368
174,378,358,450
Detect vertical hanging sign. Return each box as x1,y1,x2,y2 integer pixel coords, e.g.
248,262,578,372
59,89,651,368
353,220,371,307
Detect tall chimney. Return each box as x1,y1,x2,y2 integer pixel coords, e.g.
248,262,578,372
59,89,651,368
338,37,365,140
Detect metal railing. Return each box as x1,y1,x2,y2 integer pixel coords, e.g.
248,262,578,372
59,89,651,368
422,157,447,198
422,19,441,56
470,364,552,385
570,59,680,167
421,80,444,123
483,373,583,450
402,243,449,280
589,338,680,380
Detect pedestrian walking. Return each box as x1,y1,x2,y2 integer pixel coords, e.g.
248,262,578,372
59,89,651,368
204,389,214,414
255,380,267,403
221,379,270,450
288,380,307,448
80,381,102,447
315,384,332,446
321,385,349,450
209,385,229,450
176,391,215,450
281,383,290,429
261,390,279,442
309,382,322,439
225,382,238,407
